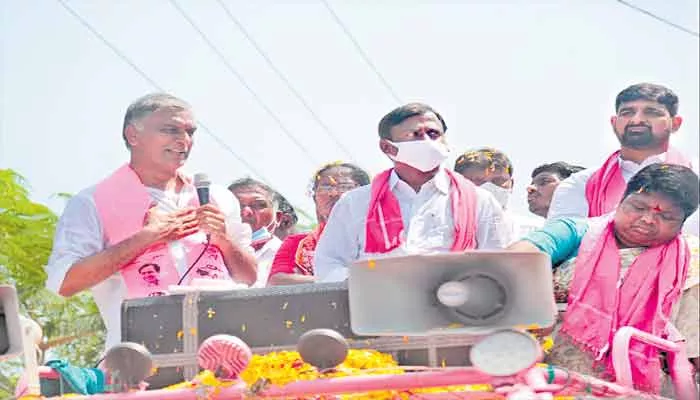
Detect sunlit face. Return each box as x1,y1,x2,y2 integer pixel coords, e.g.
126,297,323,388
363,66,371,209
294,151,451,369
232,186,276,232
458,166,513,188
313,166,360,223
379,113,446,158
611,99,680,150
126,108,196,174
613,192,685,248
527,171,563,218
139,265,160,285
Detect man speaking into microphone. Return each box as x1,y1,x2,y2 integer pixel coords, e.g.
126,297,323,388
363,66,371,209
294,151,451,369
45,93,257,351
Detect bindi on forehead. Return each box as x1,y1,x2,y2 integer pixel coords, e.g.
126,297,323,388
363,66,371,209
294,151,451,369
629,192,681,215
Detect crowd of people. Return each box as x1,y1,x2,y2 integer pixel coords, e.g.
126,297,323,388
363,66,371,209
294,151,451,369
45,82,699,395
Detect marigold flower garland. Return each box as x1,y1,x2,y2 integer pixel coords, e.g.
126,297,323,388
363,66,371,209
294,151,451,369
162,341,566,399
239,349,488,398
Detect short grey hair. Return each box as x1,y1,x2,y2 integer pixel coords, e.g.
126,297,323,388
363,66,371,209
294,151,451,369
122,93,192,148
227,177,280,211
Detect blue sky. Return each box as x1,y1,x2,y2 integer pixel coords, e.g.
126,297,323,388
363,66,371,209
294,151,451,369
1,0,698,219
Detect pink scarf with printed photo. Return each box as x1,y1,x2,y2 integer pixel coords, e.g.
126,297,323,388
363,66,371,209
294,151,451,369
94,164,230,298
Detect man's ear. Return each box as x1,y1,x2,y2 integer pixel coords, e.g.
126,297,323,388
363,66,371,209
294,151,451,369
671,116,683,132
379,139,398,156
125,124,140,147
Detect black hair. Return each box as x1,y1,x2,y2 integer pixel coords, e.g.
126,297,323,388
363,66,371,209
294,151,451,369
624,163,699,220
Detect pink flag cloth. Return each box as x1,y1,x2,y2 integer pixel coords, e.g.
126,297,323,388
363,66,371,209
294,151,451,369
561,218,690,393
585,149,692,217
94,164,230,298
364,168,479,253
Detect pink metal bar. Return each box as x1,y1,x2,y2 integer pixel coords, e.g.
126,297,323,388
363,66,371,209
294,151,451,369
54,365,670,400
253,368,496,397
612,326,697,400
56,368,495,399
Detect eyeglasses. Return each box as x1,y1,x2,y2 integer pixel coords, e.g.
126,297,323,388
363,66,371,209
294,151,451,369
315,183,359,194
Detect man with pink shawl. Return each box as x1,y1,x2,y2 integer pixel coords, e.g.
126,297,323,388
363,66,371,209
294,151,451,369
548,83,698,234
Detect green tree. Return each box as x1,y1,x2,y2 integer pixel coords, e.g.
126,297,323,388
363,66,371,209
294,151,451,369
0,169,104,397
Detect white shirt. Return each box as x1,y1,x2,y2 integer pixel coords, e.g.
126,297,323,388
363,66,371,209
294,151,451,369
506,211,544,244
45,183,253,351
314,168,513,282
548,152,699,235
252,236,282,288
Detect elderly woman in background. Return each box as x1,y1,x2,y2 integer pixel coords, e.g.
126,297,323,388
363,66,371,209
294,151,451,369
268,162,370,286
509,163,699,395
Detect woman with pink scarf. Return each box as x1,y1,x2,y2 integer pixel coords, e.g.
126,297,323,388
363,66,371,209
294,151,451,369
267,162,370,286
510,163,699,395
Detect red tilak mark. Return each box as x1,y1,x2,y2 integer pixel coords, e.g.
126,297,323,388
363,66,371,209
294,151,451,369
652,204,663,212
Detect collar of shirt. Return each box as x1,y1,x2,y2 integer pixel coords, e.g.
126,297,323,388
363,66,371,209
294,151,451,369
388,167,450,198
617,152,667,173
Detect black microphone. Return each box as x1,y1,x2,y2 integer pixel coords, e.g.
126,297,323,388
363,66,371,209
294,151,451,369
194,173,211,206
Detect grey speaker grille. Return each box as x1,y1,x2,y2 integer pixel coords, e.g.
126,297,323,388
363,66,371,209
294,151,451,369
446,273,508,324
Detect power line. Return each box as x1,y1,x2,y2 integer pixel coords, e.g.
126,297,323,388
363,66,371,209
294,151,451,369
214,0,356,162
54,0,269,184
55,0,316,220
615,0,699,38
167,0,319,165
320,0,403,104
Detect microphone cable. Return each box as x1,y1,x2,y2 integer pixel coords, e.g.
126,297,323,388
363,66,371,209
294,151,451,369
177,236,211,285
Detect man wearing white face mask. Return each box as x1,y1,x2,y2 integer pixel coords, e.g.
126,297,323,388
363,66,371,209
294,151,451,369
454,147,543,242
228,178,283,287
314,103,513,282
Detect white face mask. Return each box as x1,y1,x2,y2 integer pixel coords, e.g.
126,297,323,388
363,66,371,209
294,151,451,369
481,182,512,210
386,139,450,172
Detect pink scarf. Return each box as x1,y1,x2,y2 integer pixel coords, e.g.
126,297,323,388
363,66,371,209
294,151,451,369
560,218,690,393
364,169,478,253
94,164,231,298
585,148,692,217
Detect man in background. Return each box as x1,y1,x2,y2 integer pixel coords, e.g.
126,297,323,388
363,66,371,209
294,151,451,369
527,161,585,218
229,178,283,287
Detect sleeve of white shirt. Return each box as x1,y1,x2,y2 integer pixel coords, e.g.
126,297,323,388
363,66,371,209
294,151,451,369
546,168,595,220
473,186,513,249
45,189,105,295
313,191,359,283
683,160,700,236
211,185,253,253
683,209,699,237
